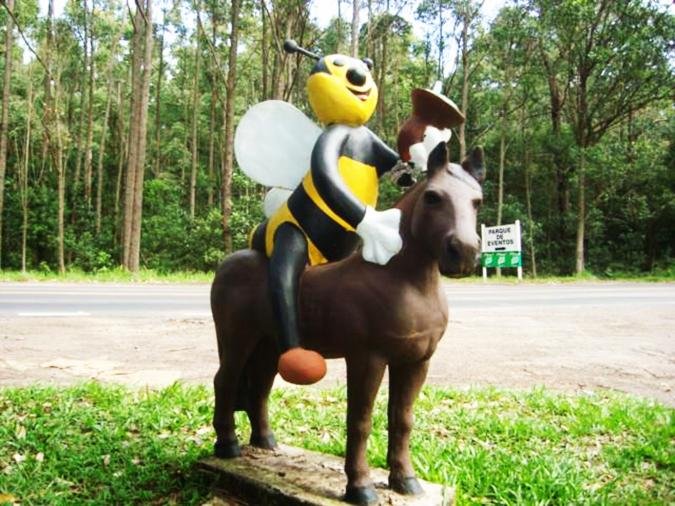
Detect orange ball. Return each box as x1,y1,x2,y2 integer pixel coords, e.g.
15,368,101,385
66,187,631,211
278,348,327,385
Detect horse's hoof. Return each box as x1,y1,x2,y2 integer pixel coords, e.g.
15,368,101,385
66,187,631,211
389,475,424,495
344,485,378,505
214,439,241,459
250,433,277,449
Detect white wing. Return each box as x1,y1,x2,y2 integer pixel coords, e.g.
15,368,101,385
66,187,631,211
234,100,321,189
263,188,293,217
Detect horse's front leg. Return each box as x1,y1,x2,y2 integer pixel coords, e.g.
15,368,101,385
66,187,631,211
344,352,387,505
387,359,430,495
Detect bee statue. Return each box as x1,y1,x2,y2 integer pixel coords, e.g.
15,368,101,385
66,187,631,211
215,39,475,505
235,40,404,385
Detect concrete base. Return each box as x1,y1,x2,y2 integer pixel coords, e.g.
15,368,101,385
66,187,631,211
199,445,454,506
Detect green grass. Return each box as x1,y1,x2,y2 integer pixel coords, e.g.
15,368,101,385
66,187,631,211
1,383,672,505
0,268,213,284
2,267,673,284
454,267,675,283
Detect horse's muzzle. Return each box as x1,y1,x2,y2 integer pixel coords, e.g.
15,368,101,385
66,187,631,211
439,234,479,278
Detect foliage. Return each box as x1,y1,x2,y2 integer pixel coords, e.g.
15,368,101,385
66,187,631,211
0,1,672,276
0,383,672,505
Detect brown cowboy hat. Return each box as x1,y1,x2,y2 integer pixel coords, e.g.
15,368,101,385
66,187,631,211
411,88,465,129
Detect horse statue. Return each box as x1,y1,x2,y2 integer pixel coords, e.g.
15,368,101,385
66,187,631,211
210,142,485,505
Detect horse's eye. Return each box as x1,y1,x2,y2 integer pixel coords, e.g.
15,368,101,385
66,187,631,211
424,190,442,206
472,199,482,209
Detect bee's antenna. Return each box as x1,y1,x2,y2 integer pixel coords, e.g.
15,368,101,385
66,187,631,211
283,39,320,61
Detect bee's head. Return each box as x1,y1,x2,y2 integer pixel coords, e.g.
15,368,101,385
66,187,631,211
283,40,377,126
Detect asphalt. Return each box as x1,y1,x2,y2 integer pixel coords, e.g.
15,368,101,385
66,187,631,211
1,281,673,405
0,281,672,317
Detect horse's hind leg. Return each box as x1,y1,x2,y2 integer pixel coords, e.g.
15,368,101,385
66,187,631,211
343,353,387,505
213,346,245,457
386,359,430,495
246,336,279,449
213,324,259,459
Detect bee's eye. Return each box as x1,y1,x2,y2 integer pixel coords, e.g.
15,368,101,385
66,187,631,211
332,57,345,67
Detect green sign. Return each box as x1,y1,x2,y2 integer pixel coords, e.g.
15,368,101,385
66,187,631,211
481,251,522,268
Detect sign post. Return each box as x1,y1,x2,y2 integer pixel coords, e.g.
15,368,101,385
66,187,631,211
481,220,523,281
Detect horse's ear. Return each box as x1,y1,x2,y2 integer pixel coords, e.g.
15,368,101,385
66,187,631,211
462,146,485,183
427,141,449,177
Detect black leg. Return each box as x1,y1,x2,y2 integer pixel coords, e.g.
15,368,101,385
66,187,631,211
268,222,308,352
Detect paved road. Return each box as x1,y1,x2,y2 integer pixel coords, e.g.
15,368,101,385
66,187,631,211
1,281,673,405
0,281,673,317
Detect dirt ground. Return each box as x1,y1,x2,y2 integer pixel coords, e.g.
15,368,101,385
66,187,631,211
1,296,673,406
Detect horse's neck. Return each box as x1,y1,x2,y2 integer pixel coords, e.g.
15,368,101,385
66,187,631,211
388,184,441,289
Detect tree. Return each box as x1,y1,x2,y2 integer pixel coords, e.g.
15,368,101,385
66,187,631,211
122,0,153,272
95,32,119,234
19,64,33,272
0,0,671,277
189,1,201,220
350,0,360,57
0,0,14,268
535,0,675,273
82,0,95,204
449,0,482,160
221,0,240,252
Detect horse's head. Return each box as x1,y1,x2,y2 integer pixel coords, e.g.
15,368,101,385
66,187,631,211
409,142,485,277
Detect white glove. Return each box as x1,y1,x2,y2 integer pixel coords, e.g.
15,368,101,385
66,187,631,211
355,206,403,265
409,126,452,171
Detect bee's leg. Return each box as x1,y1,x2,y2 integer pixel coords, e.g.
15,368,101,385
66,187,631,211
269,223,326,385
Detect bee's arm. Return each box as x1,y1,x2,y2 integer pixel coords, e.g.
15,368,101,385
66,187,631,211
368,130,400,177
311,125,365,229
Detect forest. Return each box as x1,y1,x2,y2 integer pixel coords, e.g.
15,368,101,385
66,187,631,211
0,0,672,276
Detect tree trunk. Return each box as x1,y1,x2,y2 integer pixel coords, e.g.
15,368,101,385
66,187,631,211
73,0,88,194
0,0,14,268
497,124,505,226
350,0,359,57
122,8,143,267
20,64,33,272
129,0,153,272
261,2,268,100
207,82,217,208
83,1,96,204
437,0,443,81
42,0,66,273
376,0,390,133
337,0,343,53
221,0,241,253
153,9,165,178
55,85,66,275
458,18,469,161
123,0,153,272
496,125,505,279
96,36,118,234
366,0,373,57
207,3,220,208
114,80,125,243
575,147,586,274
523,134,537,277
189,21,201,220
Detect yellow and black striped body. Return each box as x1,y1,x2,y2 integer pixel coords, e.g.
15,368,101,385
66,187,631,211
250,124,398,265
